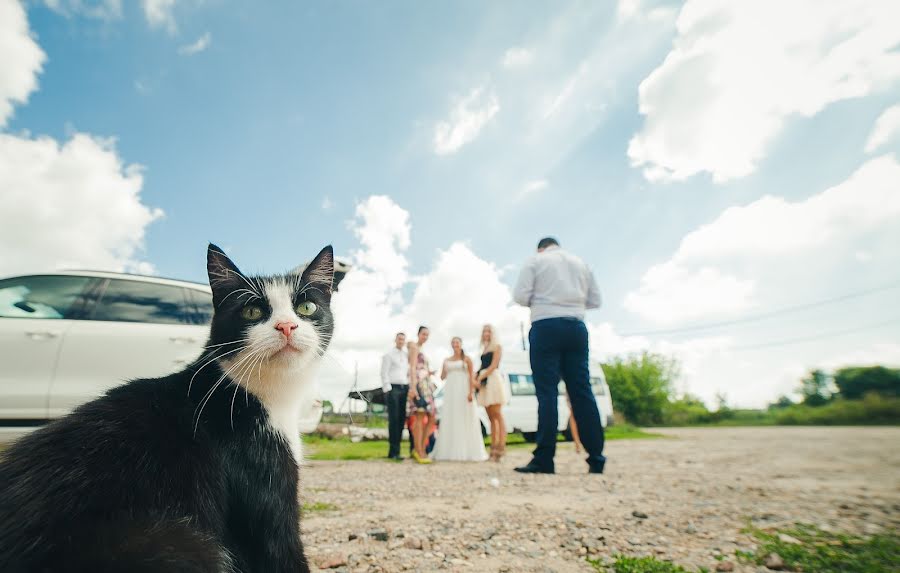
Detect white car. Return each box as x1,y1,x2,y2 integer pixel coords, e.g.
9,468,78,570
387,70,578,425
0,271,323,441
433,350,614,441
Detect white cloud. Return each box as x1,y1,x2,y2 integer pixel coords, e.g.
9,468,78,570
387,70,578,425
854,250,873,263
178,32,211,56
404,243,528,343
542,62,589,120
43,0,122,20
625,155,900,322
348,195,411,289
628,0,900,182
625,262,756,324
321,196,334,211
0,133,163,277
677,155,900,258
0,0,45,127
501,47,533,69
865,103,900,153
517,179,548,200
432,87,500,155
616,0,641,21
142,0,177,33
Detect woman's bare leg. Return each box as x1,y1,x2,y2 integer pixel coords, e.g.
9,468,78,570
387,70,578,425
425,414,437,456
487,405,506,460
496,404,506,456
485,407,497,459
413,413,425,458
489,405,506,455
569,413,582,454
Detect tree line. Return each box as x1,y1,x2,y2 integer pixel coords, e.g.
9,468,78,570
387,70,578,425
601,352,900,426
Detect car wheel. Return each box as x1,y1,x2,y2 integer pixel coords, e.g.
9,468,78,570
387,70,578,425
521,432,537,443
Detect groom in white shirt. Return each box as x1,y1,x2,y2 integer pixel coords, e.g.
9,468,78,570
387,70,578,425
381,333,409,460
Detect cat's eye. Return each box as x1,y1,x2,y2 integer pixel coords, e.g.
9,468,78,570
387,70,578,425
295,301,317,316
241,305,264,321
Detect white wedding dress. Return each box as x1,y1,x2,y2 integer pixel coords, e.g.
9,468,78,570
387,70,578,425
432,360,488,462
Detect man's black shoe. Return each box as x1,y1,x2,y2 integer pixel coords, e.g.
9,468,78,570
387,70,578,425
514,463,554,474
387,455,404,461
588,465,604,474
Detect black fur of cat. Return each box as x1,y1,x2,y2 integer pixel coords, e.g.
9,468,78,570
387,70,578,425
0,244,335,572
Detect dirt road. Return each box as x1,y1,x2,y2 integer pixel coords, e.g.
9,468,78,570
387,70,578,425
300,427,900,572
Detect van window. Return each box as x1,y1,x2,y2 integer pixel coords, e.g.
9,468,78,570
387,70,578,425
0,276,92,319
508,374,536,396
508,373,607,396
92,280,193,325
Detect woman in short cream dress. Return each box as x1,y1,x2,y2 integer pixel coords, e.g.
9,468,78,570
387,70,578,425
475,324,508,461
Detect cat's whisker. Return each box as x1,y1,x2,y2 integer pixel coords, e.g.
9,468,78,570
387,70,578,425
229,382,243,431
230,269,263,299
194,349,260,434
236,291,260,302
229,347,265,430
188,346,246,397
219,288,260,306
202,338,251,350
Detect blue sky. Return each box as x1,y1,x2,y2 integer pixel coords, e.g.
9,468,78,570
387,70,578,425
2,0,899,406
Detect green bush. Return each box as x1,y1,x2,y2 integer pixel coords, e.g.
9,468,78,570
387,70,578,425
834,366,900,400
662,395,715,425
603,352,678,426
775,393,900,425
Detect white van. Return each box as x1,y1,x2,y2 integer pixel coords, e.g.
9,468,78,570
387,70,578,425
433,350,614,441
502,351,614,442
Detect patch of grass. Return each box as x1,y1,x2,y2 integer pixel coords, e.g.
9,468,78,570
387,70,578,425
300,501,338,514
606,424,663,440
320,413,388,428
740,524,900,573
304,424,661,461
303,435,392,461
501,424,661,449
588,555,707,573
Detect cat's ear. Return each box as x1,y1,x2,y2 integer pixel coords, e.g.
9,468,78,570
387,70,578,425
207,243,251,307
300,245,334,301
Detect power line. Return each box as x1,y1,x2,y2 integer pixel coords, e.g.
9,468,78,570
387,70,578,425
730,317,900,351
619,280,900,337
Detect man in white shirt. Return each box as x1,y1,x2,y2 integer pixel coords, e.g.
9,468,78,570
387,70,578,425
381,332,409,460
513,237,605,475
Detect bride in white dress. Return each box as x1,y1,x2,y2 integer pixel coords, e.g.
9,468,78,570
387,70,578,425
431,337,488,462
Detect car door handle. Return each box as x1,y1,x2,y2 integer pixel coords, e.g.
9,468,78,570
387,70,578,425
26,331,60,340
169,337,198,344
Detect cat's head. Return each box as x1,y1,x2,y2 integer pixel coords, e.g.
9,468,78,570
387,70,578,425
202,244,334,392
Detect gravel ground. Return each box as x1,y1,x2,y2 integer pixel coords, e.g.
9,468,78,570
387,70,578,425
299,427,900,572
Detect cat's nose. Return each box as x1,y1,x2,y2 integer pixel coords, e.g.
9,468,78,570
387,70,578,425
275,322,298,338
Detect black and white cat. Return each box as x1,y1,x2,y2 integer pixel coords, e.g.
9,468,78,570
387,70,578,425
0,244,335,573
